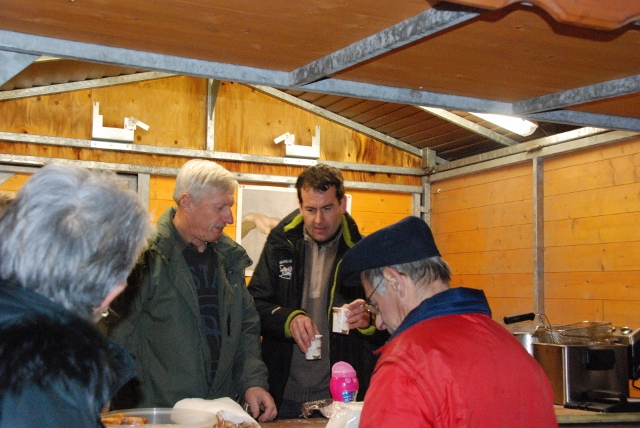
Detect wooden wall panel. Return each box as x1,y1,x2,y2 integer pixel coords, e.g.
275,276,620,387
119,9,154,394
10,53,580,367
544,298,605,325
148,175,175,225
430,163,534,322
546,242,640,272
446,248,532,275
543,136,640,328
347,189,412,235
454,273,533,298
490,297,537,320
545,213,640,247
0,141,195,168
430,200,532,234
546,271,640,300
438,224,532,253
0,90,92,138
545,138,640,195
0,76,207,148
0,172,30,192
93,76,208,149
604,300,640,327
214,82,421,168
545,182,640,222
431,136,640,330
0,76,421,187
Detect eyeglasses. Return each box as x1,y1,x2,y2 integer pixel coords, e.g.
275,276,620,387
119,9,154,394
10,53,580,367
364,302,380,315
364,277,383,315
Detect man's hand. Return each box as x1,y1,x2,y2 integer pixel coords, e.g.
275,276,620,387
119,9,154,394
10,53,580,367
244,386,277,422
289,314,319,353
345,299,371,330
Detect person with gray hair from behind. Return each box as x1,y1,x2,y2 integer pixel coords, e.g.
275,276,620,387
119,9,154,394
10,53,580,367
0,164,153,428
337,216,557,427
106,159,277,422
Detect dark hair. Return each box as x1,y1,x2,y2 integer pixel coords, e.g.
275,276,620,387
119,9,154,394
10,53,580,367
295,164,345,203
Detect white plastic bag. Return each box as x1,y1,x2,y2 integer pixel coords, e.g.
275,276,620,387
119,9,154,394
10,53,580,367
326,401,364,428
174,397,259,426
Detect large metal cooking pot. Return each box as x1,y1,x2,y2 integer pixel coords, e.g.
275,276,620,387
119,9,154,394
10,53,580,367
504,312,544,355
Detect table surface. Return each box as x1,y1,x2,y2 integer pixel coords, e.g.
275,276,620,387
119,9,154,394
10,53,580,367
259,406,640,427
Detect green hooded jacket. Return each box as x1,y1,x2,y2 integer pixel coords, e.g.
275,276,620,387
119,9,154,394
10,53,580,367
107,207,269,408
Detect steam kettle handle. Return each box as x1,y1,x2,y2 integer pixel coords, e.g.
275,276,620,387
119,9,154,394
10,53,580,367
504,312,536,325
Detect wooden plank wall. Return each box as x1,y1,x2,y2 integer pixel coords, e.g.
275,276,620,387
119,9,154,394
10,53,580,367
4,75,640,329
0,75,417,250
431,163,535,321
544,137,640,327
430,137,640,330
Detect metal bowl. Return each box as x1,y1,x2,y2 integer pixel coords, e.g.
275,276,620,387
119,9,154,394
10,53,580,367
102,407,216,427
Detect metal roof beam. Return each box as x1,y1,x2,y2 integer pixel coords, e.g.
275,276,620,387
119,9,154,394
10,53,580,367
0,131,423,176
524,109,640,132
0,29,291,87
289,4,482,86
0,155,422,194
513,73,640,114
300,78,512,115
0,30,514,116
0,71,174,101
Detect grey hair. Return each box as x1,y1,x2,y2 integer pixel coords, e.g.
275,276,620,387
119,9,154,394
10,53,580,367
0,164,154,321
362,256,452,295
173,159,237,204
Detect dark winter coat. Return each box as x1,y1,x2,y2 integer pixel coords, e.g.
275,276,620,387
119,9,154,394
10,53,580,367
247,210,388,408
0,279,136,428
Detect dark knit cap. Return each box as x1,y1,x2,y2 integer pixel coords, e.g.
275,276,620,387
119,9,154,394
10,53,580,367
338,216,441,287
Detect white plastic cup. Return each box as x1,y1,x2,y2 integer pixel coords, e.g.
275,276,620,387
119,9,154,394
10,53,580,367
332,307,349,334
306,334,322,360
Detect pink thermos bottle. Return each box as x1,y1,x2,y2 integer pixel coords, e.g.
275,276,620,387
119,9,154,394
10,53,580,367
329,361,359,403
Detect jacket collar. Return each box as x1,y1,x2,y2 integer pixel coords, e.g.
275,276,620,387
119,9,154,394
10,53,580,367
0,278,74,323
0,278,137,396
390,287,492,341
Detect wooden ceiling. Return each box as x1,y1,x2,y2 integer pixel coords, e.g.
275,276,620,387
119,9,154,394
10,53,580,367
1,0,639,163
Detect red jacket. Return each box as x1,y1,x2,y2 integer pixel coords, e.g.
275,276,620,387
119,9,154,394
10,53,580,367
360,312,557,427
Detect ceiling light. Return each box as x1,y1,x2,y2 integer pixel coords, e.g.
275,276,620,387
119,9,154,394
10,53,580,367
470,112,538,137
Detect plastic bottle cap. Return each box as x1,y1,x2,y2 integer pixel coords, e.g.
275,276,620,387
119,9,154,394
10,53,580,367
332,361,356,377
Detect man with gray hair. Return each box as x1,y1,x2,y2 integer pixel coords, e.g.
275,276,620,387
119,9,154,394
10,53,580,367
107,159,277,422
0,164,153,427
337,216,557,427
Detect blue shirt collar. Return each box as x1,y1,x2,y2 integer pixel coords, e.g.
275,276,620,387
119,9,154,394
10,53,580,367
389,287,492,340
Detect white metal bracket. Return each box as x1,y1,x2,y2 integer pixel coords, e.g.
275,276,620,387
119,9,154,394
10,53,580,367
274,125,320,159
91,101,149,143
